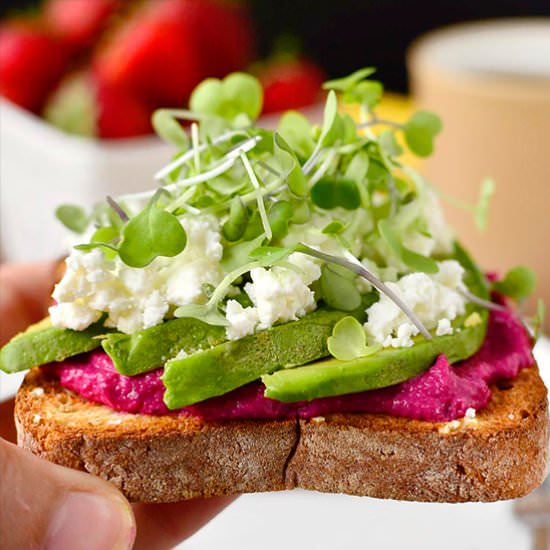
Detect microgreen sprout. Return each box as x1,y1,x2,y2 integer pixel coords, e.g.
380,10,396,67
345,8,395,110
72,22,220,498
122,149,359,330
55,204,89,234
240,152,272,241
327,316,381,361
191,123,201,173
106,196,129,223
70,68,505,338
492,266,536,302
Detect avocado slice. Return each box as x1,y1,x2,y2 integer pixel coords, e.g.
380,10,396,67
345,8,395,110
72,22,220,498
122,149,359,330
162,308,358,409
0,318,106,373
262,243,490,402
102,318,226,376
261,315,486,402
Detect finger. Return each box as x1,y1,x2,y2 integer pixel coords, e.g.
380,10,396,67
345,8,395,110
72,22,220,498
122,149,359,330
132,496,236,550
0,439,136,550
0,261,59,345
0,399,16,443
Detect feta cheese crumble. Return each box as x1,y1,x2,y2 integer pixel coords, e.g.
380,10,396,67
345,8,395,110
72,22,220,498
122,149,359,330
364,260,467,348
50,215,225,334
225,253,321,340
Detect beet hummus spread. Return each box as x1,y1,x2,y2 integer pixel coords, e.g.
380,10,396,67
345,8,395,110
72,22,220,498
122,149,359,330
48,308,533,423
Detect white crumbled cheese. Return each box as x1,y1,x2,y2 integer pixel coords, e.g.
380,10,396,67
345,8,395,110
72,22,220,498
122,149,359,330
436,318,453,336
225,300,260,340
50,215,225,334
32,414,41,424
465,408,476,419
364,260,466,348
402,231,436,258
225,253,321,339
31,387,44,397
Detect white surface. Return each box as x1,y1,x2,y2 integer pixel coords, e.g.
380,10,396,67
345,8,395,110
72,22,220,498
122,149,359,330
0,99,173,262
1,338,549,550
416,18,550,78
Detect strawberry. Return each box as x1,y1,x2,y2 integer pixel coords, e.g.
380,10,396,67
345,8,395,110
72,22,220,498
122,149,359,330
0,22,68,112
182,0,255,78
44,71,153,139
257,57,326,114
94,0,203,106
96,77,153,138
44,0,119,52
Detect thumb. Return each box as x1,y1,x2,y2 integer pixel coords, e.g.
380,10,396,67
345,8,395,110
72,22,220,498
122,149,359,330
0,439,136,550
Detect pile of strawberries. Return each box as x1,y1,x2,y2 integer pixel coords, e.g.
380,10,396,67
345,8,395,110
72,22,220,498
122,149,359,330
0,0,325,139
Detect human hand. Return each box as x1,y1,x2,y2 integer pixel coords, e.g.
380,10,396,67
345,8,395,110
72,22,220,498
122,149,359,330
0,261,235,550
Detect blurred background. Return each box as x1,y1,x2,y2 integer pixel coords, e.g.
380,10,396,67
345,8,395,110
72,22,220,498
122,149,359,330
1,2,549,549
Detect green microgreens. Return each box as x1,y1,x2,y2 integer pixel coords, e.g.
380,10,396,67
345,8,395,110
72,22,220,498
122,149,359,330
118,191,187,268
277,111,315,159
240,152,272,241
327,316,381,361
70,69,530,336
475,178,495,231
189,73,263,123
378,219,439,274
319,263,362,311
55,204,89,234
152,110,189,147
311,176,361,210
492,266,536,302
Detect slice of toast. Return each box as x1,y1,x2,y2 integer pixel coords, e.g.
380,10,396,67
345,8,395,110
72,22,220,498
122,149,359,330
15,365,549,503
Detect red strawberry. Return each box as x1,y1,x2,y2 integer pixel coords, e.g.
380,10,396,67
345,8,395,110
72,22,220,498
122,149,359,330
0,22,68,112
182,0,255,78
94,0,203,106
96,77,153,138
44,0,119,52
258,58,325,114
44,71,153,139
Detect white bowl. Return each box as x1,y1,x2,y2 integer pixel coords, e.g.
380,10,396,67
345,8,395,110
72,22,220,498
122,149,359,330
0,99,173,262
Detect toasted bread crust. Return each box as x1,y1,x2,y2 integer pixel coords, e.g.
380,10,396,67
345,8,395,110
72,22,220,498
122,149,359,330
15,366,548,503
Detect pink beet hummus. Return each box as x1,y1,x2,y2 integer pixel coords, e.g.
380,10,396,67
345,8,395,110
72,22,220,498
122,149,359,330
48,308,533,422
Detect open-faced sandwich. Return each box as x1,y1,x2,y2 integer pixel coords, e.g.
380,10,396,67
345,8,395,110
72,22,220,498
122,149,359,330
1,69,547,503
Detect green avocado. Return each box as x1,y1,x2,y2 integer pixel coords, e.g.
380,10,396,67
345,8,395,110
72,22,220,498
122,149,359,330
263,242,489,401
261,314,486,402
0,318,105,373
162,308,359,409
102,317,226,376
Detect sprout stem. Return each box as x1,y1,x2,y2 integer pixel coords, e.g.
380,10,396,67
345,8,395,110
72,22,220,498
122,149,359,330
154,130,247,180
106,196,129,223
356,118,404,130
191,123,201,173
240,152,273,241
458,288,508,313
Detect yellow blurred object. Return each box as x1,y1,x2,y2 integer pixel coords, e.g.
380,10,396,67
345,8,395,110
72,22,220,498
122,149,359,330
343,92,418,168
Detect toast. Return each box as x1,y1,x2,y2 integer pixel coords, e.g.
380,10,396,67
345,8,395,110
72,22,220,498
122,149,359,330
15,365,548,503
